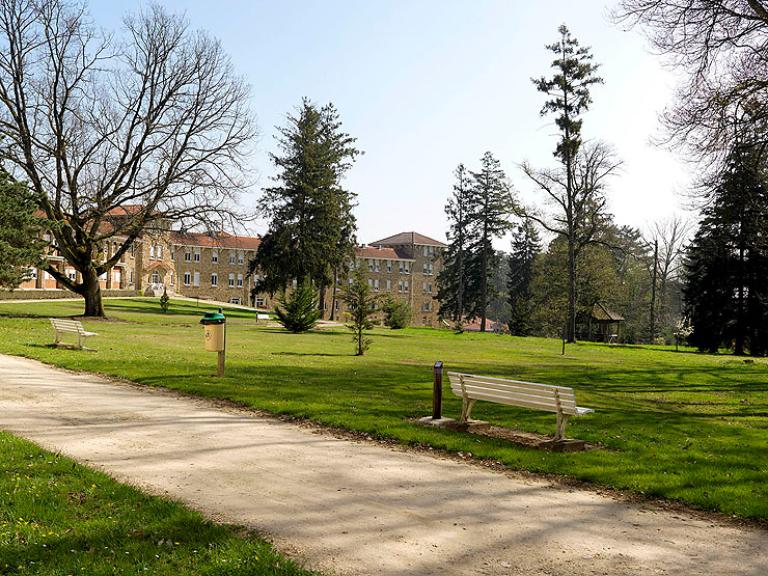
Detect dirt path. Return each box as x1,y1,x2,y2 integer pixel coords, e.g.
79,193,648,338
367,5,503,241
1,354,766,576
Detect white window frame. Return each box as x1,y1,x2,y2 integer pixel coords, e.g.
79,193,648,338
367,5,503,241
237,273,243,288
193,271,200,287
211,273,218,287
228,273,235,288
212,250,219,263
184,272,191,286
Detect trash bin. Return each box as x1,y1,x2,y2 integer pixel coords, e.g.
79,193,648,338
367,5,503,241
200,309,226,352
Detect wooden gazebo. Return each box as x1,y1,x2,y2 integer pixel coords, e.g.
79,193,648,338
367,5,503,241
580,303,625,343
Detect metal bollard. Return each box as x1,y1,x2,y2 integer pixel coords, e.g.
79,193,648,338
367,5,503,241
432,361,443,419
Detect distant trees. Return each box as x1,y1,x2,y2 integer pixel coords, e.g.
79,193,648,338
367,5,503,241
507,219,541,336
521,25,617,342
0,166,44,289
684,144,768,355
252,99,360,315
0,1,256,316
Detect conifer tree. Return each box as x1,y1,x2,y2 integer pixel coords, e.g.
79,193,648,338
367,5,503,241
437,164,478,331
342,269,379,355
469,152,514,332
507,218,541,336
522,25,610,343
253,99,360,314
684,144,768,356
0,167,45,289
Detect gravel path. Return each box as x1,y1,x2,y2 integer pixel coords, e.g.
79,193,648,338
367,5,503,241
1,354,766,576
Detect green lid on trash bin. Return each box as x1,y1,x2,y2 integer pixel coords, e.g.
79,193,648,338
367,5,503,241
200,309,226,324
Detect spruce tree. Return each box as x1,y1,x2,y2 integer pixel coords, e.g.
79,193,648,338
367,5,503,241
469,152,514,332
684,144,768,356
342,269,379,355
437,164,478,331
524,25,606,343
253,99,360,314
0,167,45,289
507,218,541,336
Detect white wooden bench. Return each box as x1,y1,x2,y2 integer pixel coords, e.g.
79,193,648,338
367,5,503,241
256,313,270,323
447,372,594,440
49,318,98,350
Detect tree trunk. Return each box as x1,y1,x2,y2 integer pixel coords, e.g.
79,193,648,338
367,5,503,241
330,268,338,321
479,247,488,333
318,283,327,319
566,241,576,343
80,268,105,317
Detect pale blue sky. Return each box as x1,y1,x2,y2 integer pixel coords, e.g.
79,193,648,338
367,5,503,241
92,0,692,245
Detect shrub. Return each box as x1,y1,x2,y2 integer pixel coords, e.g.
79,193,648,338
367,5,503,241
383,297,411,329
159,287,170,313
274,282,321,333
342,270,379,355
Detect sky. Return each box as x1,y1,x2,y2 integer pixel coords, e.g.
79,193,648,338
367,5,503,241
91,0,694,246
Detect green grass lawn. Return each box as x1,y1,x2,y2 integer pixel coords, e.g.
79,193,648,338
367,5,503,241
1,297,767,521
0,431,317,575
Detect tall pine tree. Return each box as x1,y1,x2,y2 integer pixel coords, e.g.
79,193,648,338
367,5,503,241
437,164,479,330
252,99,360,315
684,144,768,356
523,25,606,343
507,218,541,336
469,152,515,332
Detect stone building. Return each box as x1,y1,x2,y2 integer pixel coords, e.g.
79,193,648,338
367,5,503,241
17,213,446,326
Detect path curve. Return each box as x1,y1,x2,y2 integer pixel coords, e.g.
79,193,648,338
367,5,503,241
1,354,766,576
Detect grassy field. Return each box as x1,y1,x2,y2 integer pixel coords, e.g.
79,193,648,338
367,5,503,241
0,431,316,575
1,297,767,521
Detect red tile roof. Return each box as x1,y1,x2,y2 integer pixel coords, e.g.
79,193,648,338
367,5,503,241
371,231,447,248
354,245,408,260
170,230,261,250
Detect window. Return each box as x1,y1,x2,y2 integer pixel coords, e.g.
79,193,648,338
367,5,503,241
386,260,392,273
229,297,241,305
211,273,218,287
404,280,409,292
428,283,433,293
374,279,379,291
149,244,155,258
423,282,428,293
237,251,244,264
368,259,374,272
404,262,410,275
398,280,404,293
157,244,163,258
423,245,429,257
422,301,432,312
130,271,134,284
212,250,219,263
255,297,266,308
228,273,235,288
67,269,77,281
398,261,404,274
193,250,200,262
169,273,174,286
193,271,200,287
28,267,38,280
184,272,191,286
151,271,159,284
237,273,243,288
386,279,392,291
229,251,236,264
374,260,380,272
422,262,434,275
184,251,192,262
130,242,136,257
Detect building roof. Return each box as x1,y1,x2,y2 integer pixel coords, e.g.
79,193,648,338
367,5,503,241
591,302,625,322
354,245,410,260
371,231,447,248
170,230,261,250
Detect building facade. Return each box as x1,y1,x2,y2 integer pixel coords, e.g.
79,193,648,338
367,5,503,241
18,223,446,326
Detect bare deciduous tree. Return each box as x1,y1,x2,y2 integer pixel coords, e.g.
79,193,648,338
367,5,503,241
644,216,691,340
520,142,622,342
0,0,256,316
614,0,768,166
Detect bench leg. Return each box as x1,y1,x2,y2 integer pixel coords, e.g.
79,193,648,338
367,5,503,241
460,398,476,423
54,331,61,346
555,413,570,441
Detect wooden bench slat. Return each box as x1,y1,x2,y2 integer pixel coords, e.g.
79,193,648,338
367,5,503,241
453,384,578,411
450,379,577,403
447,372,575,392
